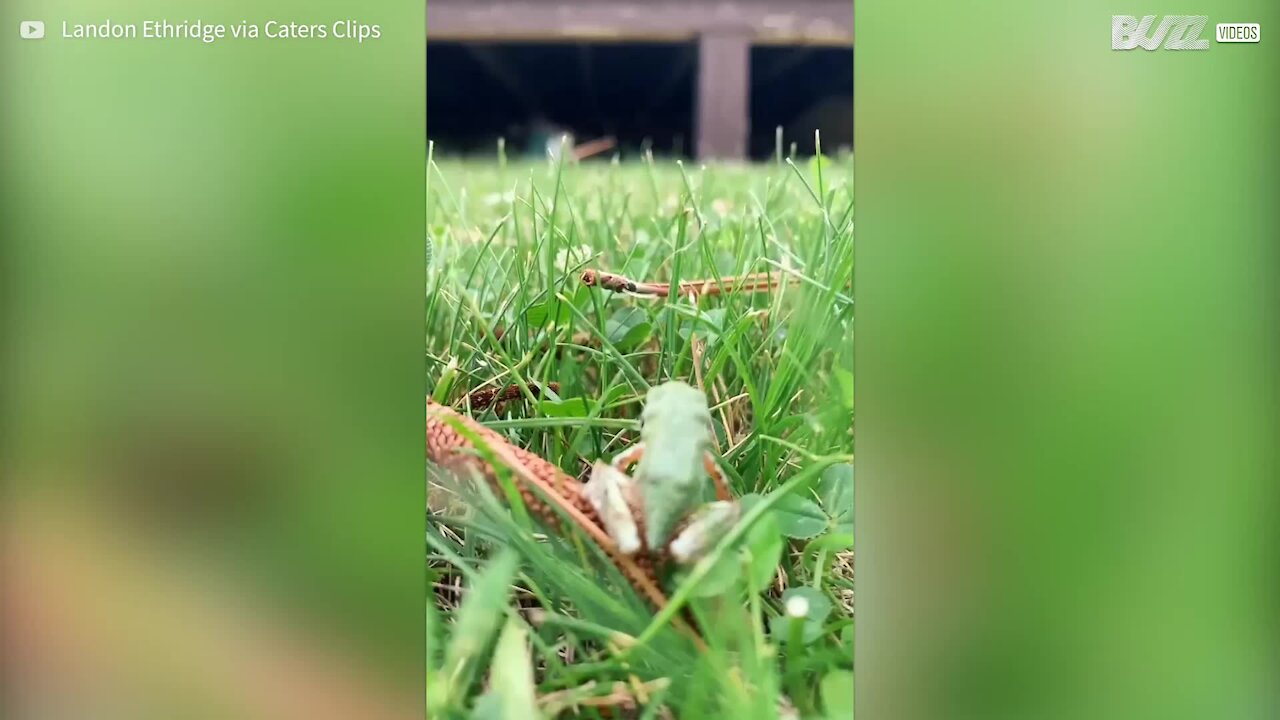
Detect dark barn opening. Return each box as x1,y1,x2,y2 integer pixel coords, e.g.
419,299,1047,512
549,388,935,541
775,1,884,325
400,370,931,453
749,46,853,159
427,41,697,159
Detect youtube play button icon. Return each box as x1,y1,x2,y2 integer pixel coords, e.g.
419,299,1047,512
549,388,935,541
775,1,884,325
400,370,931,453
20,20,46,40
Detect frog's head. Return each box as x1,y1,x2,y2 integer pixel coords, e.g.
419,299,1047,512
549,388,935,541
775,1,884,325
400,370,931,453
640,381,708,427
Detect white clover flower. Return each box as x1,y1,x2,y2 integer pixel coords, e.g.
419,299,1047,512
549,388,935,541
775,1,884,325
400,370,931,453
785,595,810,618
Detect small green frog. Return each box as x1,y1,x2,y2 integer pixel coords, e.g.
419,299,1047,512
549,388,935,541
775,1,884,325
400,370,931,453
583,381,739,565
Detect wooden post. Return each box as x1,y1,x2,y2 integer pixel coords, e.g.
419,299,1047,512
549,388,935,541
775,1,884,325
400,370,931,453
696,30,750,160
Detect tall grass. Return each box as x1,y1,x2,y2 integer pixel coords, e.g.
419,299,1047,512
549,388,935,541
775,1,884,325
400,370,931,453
427,143,854,719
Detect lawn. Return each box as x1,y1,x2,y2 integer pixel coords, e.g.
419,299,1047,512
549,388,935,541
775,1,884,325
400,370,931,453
427,144,854,719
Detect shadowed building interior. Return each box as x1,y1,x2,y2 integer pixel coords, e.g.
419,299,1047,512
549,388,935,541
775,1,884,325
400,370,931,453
427,1,853,160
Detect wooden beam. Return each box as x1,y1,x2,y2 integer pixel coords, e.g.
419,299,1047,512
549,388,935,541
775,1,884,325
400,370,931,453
696,30,750,160
427,1,853,45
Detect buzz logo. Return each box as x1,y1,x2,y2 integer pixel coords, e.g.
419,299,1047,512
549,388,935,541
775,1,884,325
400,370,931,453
1112,15,1210,50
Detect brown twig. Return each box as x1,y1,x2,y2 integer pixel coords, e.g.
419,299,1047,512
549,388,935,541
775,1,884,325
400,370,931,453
580,268,791,299
572,136,617,161
538,678,671,717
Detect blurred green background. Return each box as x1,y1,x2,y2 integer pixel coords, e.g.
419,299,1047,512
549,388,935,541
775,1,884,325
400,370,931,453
857,2,1277,719
1,1,423,718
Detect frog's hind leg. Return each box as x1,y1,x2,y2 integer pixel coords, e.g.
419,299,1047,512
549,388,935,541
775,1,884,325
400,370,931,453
668,501,740,565
583,461,643,555
609,442,646,473
703,452,732,502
